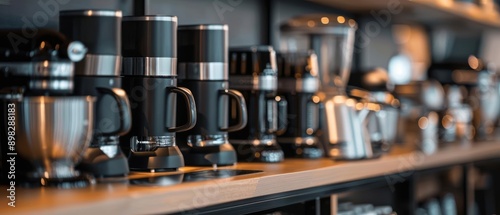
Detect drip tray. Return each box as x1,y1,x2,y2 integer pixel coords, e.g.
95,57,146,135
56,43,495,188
129,169,262,186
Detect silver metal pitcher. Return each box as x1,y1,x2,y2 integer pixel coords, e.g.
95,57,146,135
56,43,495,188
320,94,375,160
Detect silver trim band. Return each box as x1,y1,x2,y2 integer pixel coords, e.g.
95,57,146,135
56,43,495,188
60,10,122,17
178,24,228,30
259,75,278,91
123,16,177,22
30,80,73,92
75,54,121,76
178,62,227,80
0,61,74,77
297,76,319,93
229,75,278,91
122,57,176,76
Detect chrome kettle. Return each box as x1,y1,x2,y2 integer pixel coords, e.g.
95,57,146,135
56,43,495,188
320,94,375,160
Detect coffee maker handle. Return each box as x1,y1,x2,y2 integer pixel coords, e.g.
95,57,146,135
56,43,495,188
96,87,132,136
220,89,247,132
275,96,288,135
166,87,197,132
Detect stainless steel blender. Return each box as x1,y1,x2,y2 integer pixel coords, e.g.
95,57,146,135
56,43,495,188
281,14,376,160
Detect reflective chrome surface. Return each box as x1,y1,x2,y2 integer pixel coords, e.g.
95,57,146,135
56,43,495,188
367,91,400,150
258,72,278,91
296,76,319,93
76,54,121,76
123,16,177,22
16,96,95,179
420,111,439,154
131,136,176,152
0,61,74,77
177,62,227,80
122,57,176,76
178,24,228,30
60,10,122,17
321,95,374,160
0,61,75,92
187,134,229,147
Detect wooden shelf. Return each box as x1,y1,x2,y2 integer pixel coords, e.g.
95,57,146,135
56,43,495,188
1,141,500,215
309,0,500,29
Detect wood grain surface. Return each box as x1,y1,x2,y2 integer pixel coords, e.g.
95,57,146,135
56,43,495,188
0,141,499,215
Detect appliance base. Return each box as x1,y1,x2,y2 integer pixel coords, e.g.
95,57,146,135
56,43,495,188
278,137,324,159
231,140,285,163
181,143,237,166
128,146,184,172
78,146,129,177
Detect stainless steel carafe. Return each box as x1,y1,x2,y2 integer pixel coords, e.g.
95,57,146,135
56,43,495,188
228,46,287,163
60,10,133,177
347,87,399,157
120,16,197,172
177,24,247,166
276,51,323,158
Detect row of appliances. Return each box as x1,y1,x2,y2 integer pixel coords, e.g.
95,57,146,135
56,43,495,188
1,11,496,188
0,10,381,188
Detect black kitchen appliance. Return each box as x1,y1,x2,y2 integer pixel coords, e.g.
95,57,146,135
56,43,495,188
228,46,287,163
120,16,197,172
177,24,247,166
276,51,323,158
60,10,132,177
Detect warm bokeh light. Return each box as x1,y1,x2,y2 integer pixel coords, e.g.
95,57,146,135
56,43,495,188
337,16,345,24
321,17,329,24
307,20,316,27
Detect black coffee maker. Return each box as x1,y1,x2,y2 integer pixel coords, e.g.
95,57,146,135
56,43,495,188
177,24,247,166
228,46,287,163
0,29,93,187
276,51,323,159
120,16,197,172
60,10,133,177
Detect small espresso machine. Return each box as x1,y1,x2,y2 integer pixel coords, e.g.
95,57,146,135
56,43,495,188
281,15,376,160
120,16,197,172
177,24,247,166
0,29,96,188
228,46,288,163
60,10,133,177
276,51,323,158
